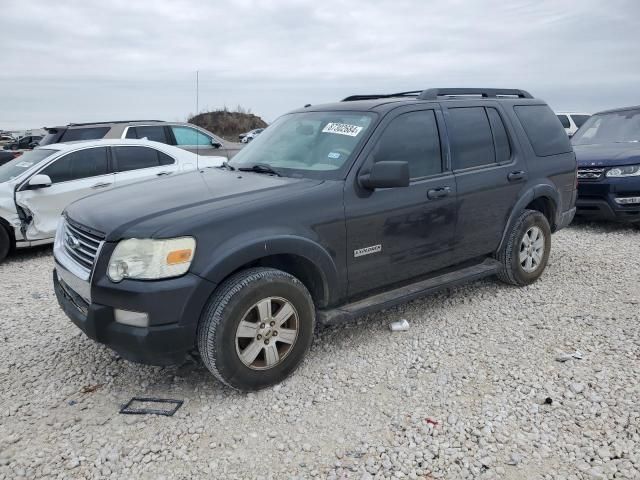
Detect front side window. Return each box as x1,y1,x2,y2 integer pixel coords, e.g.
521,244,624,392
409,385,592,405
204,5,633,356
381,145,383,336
571,111,640,146
113,146,165,172
171,126,213,146
372,110,442,179
41,147,109,183
60,127,110,142
448,107,495,169
0,149,57,183
229,111,375,179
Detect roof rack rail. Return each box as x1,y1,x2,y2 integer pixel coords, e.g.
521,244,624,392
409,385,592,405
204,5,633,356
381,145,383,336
341,91,423,102
418,88,533,100
67,120,165,127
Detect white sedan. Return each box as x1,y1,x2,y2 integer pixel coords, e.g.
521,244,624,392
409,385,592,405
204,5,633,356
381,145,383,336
0,139,224,261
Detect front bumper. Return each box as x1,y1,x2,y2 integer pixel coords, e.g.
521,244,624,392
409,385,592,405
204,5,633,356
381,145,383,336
53,265,216,365
576,177,640,223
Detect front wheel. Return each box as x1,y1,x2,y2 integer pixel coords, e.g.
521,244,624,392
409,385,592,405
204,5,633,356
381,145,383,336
197,267,315,391
497,209,551,286
0,226,11,263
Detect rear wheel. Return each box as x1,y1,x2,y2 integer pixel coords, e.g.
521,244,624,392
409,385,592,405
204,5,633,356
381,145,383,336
0,226,11,263
197,267,315,391
497,209,551,286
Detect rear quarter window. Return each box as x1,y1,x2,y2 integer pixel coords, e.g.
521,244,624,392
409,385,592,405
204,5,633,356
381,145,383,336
60,127,110,142
515,105,572,157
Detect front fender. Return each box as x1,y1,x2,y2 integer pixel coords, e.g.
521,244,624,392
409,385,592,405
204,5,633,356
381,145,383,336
194,234,340,307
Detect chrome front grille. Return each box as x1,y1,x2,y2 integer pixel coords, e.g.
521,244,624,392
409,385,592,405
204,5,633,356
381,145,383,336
62,220,104,273
577,168,605,180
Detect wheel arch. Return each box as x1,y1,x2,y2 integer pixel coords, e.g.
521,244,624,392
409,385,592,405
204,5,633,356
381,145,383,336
0,216,16,249
498,185,559,252
198,236,339,309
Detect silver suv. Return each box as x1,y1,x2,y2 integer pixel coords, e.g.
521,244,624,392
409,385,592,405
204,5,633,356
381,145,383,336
40,120,243,158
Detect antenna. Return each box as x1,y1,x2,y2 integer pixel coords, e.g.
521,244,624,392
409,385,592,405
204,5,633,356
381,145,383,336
196,70,199,162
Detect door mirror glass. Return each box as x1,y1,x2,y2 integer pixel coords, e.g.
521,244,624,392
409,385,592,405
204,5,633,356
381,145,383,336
359,161,410,189
211,139,223,148
27,174,52,189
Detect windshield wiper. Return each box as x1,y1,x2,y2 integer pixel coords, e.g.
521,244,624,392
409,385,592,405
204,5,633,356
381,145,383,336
237,163,282,176
219,161,236,171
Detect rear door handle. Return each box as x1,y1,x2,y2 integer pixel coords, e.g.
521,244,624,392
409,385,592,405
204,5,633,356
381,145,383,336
156,171,172,176
91,182,112,189
508,171,526,182
427,186,451,199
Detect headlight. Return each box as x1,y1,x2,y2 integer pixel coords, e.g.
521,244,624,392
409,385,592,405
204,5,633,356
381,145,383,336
606,165,640,177
108,237,196,282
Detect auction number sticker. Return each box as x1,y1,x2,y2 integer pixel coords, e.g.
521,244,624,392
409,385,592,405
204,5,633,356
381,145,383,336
322,123,363,137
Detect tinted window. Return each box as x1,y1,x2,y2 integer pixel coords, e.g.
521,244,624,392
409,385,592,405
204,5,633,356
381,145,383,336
372,111,442,178
487,108,511,163
60,127,110,142
448,107,495,169
125,127,138,139
172,126,213,146
514,105,572,156
556,115,570,128
572,114,591,128
113,146,161,172
134,126,168,143
158,151,175,166
572,110,640,146
41,147,109,183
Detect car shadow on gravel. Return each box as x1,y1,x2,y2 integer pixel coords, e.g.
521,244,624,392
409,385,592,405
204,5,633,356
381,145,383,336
569,217,639,233
3,244,52,265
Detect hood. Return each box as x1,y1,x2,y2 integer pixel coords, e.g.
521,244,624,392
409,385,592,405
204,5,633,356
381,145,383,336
573,143,640,167
65,168,321,241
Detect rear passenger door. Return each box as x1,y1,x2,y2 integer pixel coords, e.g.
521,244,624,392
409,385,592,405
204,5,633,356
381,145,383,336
444,103,526,262
111,145,179,187
345,106,457,296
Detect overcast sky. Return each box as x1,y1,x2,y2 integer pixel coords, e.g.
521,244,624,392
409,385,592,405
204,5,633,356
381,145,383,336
1,0,638,130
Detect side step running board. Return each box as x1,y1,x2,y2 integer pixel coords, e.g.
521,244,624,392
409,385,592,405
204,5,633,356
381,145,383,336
317,258,501,326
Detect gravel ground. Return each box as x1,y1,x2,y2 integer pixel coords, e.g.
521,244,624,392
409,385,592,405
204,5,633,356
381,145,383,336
0,221,639,480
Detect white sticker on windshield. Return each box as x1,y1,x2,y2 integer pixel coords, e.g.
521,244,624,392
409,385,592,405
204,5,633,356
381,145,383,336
15,161,34,168
328,152,341,159
322,123,363,137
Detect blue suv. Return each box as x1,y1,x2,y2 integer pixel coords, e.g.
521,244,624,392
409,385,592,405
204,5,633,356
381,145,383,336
573,106,640,226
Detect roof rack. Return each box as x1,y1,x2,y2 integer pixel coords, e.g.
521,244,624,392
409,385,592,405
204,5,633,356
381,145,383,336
341,88,533,102
67,120,164,127
342,91,423,102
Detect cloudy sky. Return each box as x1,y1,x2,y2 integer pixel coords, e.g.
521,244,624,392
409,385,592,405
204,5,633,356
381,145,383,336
1,0,638,130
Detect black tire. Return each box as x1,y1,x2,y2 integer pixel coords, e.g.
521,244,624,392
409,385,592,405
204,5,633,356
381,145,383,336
497,209,551,286
0,226,10,263
197,267,315,391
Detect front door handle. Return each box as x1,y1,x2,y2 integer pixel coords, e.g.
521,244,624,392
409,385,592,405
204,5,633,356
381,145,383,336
427,186,451,199
508,171,527,182
91,182,112,189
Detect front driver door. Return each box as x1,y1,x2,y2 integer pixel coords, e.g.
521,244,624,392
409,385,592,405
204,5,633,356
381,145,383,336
16,146,113,240
344,107,458,297
170,125,228,159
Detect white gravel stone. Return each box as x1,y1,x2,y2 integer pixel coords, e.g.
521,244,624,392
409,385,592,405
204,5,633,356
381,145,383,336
0,222,639,479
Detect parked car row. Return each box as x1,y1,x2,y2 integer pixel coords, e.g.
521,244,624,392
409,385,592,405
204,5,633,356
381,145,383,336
0,139,225,261
556,112,591,137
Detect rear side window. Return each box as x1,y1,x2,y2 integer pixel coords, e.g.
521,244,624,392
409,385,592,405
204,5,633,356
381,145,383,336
448,107,495,170
41,147,109,183
112,146,169,172
487,108,511,163
372,110,442,179
127,126,169,144
60,127,110,142
515,105,572,157
571,114,590,128
556,115,570,128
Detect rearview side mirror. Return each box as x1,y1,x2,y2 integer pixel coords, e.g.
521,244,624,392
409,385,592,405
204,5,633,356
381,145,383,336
359,161,410,189
211,140,223,148
27,174,52,189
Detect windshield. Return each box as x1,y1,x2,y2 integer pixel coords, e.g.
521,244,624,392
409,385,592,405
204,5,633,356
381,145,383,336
229,111,375,179
572,110,640,146
0,149,57,183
